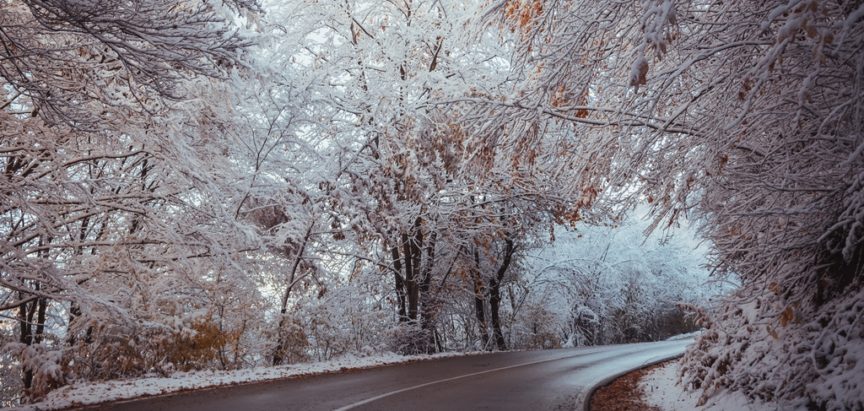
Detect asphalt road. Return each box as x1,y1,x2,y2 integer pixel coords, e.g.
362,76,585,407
88,340,691,411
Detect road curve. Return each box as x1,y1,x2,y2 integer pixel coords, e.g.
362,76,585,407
86,340,691,411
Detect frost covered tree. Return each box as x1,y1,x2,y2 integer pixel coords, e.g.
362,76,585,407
516,210,715,348
483,0,864,408
1,0,262,401
245,0,601,355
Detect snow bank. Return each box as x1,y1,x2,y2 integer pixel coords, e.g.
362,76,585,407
664,331,701,341
641,361,772,411
11,351,481,411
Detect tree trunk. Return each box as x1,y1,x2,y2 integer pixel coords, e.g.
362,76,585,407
18,290,47,394
273,222,313,366
472,247,489,349
391,246,408,322
489,287,505,351
20,240,51,394
489,238,515,351
419,231,437,353
408,217,423,322
18,293,33,391
401,232,417,322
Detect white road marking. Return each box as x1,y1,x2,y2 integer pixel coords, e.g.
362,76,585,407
334,341,691,411
333,353,585,411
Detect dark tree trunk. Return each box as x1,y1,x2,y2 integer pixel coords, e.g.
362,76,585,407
489,238,515,351
18,291,47,393
395,217,428,353
273,223,313,366
401,232,417,322
20,239,51,394
391,246,408,322
35,298,47,342
489,288,505,350
18,293,32,391
472,247,489,349
67,303,81,346
129,155,151,234
69,214,94,346
419,231,437,353
408,217,423,322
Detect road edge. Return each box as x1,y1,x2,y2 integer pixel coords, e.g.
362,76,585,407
579,353,683,411
33,351,492,411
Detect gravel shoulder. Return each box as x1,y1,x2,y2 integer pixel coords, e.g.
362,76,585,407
589,361,669,411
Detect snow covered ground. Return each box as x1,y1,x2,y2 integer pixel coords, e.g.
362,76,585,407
573,339,693,410
664,331,701,341
8,351,483,411
641,361,773,411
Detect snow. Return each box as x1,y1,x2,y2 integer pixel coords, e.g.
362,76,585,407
9,351,483,411
641,361,775,411
573,339,693,409
664,331,701,341
576,341,692,385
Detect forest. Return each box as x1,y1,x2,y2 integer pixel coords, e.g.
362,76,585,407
1,0,862,410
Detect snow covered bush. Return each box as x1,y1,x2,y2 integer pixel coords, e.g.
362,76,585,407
512,213,714,349
0,328,22,406
509,303,563,350
4,343,63,401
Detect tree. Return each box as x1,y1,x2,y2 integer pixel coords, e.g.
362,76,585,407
484,1,864,408
516,210,713,348
1,0,260,401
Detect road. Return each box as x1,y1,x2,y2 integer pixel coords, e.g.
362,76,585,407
90,340,691,411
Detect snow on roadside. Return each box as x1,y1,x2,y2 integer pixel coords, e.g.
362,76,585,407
664,331,701,341
640,361,773,411
11,351,483,411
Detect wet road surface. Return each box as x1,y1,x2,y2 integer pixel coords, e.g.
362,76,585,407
87,339,691,411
